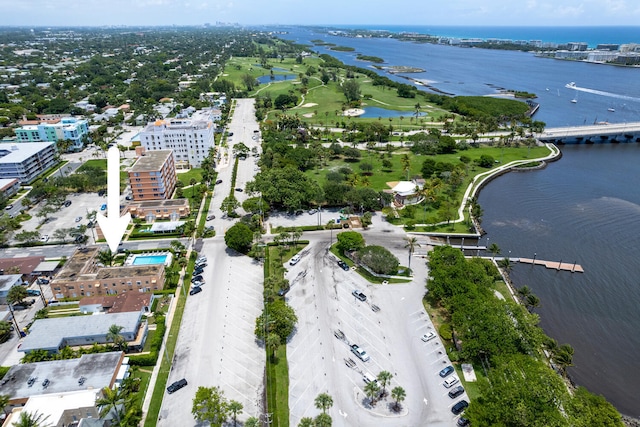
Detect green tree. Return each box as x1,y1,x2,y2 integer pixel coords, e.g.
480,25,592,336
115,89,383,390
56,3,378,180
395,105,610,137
357,245,400,275
13,410,52,427
0,394,10,416
255,299,298,342
265,333,281,360
391,386,406,412
192,386,229,426
0,322,11,343
342,79,361,103
364,380,380,406
377,371,393,397
335,231,365,253
245,417,260,427
96,387,126,424
14,230,40,244
224,222,254,254
314,413,332,427
106,324,126,351
314,393,333,414
7,286,28,306
170,239,185,257
403,236,420,271
567,387,623,427
228,400,243,427
487,242,501,260
97,249,115,267
298,417,314,427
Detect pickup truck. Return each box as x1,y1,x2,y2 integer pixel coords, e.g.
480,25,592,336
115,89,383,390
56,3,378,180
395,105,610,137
350,344,370,362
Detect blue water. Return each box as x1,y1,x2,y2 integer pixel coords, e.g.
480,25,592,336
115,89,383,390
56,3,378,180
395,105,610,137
360,107,426,119
281,26,640,127
132,254,168,265
326,25,640,47
256,74,295,84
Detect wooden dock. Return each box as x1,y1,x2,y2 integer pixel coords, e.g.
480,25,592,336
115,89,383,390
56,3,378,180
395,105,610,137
518,258,584,273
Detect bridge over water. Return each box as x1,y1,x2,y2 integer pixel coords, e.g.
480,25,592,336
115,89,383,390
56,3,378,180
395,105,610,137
538,122,640,144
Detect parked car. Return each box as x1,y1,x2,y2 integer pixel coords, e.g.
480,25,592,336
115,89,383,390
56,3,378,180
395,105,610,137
195,262,207,269
215,179,223,185
100,203,107,211
289,254,301,266
27,289,41,296
5,204,13,210
191,275,203,283
421,331,436,342
448,385,465,399
125,195,133,201
228,132,234,136
457,417,470,426
451,400,469,415
363,372,379,387
75,216,83,222
352,290,367,302
192,281,204,287
189,286,202,296
439,365,455,378
167,378,188,394
443,376,459,388
277,287,290,297
37,278,50,285
234,188,243,192
64,200,72,207
337,260,350,271
206,215,215,220
193,268,204,276
350,344,370,362
308,209,317,215
40,235,49,243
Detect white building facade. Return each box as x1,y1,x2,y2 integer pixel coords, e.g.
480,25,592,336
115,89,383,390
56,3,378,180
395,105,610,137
138,110,215,169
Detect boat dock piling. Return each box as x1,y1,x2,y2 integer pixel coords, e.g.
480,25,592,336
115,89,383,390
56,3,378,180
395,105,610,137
517,257,584,273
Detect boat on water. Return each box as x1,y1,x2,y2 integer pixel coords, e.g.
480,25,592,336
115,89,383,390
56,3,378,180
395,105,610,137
566,82,577,88
571,99,578,103
608,107,615,112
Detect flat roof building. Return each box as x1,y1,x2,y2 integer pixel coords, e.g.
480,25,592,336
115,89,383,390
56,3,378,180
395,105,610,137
0,142,57,184
126,198,190,221
14,117,89,152
128,149,177,201
139,110,215,169
19,311,145,353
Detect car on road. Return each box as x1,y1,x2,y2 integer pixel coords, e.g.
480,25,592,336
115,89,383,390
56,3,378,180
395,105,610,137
125,195,133,200
5,204,13,210
193,267,204,276
167,378,188,394
191,275,203,283
337,260,350,271
215,179,222,184
443,376,459,388
289,254,301,266
421,331,436,342
234,188,243,192
448,385,465,399
195,262,207,269
192,281,204,287
228,132,234,136
308,209,317,215
64,200,72,207
40,235,49,243
27,289,41,296
100,203,107,211
37,278,50,285
350,344,370,362
352,290,367,302
75,216,83,222
451,400,469,415
439,365,455,378
206,214,215,220
189,286,202,296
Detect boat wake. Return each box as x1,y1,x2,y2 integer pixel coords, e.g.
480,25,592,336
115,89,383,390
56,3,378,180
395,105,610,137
565,82,640,102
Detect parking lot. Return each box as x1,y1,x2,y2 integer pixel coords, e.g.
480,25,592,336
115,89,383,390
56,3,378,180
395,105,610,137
285,237,466,426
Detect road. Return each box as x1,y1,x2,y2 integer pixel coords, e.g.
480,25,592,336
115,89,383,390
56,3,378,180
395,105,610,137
157,99,267,425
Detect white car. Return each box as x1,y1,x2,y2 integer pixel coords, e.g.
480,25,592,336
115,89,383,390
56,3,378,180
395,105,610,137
443,376,459,388
421,331,436,342
289,254,301,265
40,235,49,243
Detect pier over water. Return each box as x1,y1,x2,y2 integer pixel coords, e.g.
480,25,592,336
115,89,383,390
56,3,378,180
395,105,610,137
538,122,640,144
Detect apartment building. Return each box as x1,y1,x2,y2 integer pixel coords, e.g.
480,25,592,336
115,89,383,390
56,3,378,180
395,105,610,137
15,117,89,151
128,149,176,201
139,109,215,169
0,142,57,184
50,246,165,299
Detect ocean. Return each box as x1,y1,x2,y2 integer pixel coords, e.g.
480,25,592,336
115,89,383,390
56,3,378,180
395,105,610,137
275,26,640,416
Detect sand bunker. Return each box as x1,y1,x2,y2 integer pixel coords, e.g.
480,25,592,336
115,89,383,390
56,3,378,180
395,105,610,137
343,108,365,117
301,103,318,108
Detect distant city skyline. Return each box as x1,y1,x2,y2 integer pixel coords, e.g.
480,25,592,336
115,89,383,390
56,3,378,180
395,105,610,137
1,0,640,27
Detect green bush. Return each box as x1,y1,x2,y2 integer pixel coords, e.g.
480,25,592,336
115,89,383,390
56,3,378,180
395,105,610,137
128,352,158,367
439,323,453,341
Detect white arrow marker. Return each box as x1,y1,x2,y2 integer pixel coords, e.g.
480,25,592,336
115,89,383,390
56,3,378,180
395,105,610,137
96,146,131,253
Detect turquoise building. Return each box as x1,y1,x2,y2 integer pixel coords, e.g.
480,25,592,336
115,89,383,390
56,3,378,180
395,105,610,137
15,117,89,152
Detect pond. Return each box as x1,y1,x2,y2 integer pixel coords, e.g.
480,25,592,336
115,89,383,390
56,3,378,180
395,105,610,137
256,74,296,84
360,106,427,118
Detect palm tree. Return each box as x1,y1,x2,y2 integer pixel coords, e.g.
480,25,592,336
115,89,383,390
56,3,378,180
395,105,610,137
487,243,501,260
517,285,532,302
554,344,574,376
391,386,406,412
96,387,125,424
170,240,185,257
265,333,281,360
298,417,314,427
314,393,333,414
498,257,513,273
245,417,260,427
525,294,541,312
364,381,380,406
0,394,10,417
377,371,393,397
97,249,115,267
228,400,243,427
13,411,52,427
314,413,332,427
189,177,197,200
400,154,411,180
326,219,336,246
106,324,126,351
403,237,420,271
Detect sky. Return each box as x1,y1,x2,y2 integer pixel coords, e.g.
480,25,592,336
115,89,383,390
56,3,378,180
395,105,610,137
1,0,640,27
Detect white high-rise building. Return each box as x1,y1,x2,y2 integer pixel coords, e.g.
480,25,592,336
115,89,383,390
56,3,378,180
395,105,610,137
139,110,215,169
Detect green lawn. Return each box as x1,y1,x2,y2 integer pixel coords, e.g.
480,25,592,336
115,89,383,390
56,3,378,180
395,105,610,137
266,346,289,427
177,168,203,186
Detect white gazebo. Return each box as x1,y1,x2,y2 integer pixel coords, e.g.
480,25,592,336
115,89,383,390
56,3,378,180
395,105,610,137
391,181,423,207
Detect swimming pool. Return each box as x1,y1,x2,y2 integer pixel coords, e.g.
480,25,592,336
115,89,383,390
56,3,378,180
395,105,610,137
128,252,173,266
